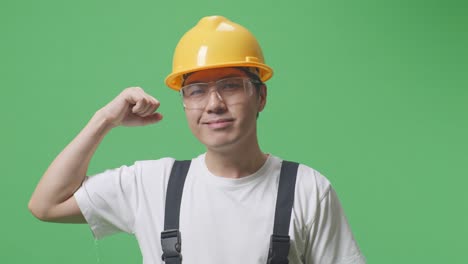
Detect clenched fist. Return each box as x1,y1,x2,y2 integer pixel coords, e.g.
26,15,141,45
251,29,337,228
98,87,163,128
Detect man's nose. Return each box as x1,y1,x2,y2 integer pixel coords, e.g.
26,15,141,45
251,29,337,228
205,88,227,113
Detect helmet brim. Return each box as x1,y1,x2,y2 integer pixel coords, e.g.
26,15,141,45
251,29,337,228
165,62,273,91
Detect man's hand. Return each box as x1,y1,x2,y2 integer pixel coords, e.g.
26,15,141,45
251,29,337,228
99,87,163,128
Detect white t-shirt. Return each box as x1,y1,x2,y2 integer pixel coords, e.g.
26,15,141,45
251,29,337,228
74,153,365,264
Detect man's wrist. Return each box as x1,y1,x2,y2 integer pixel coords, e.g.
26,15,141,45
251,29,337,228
89,110,115,135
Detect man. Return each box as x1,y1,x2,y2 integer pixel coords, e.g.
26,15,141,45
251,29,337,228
29,16,365,263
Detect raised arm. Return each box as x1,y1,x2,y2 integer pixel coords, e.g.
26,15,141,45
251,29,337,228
28,87,162,223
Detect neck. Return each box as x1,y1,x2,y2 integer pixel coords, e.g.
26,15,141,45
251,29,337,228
205,139,268,179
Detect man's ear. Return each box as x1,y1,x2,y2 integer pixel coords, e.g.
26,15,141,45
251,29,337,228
258,84,267,112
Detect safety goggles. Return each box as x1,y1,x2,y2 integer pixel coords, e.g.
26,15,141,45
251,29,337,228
180,77,261,110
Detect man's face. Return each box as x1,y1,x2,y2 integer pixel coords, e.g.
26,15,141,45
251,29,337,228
182,67,267,152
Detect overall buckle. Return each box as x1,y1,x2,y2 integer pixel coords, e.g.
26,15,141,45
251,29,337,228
161,229,182,262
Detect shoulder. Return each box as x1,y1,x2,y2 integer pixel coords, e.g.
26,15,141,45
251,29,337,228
272,156,331,199
131,157,178,186
133,156,203,186
296,162,332,201
272,156,332,208
83,157,177,188
134,157,176,173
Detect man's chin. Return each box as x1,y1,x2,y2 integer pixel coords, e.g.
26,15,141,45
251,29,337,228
201,138,238,152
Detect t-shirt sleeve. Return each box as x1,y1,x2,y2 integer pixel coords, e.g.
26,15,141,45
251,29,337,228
305,183,366,264
73,163,139,239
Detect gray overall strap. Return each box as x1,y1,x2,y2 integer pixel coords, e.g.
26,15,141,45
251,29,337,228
267,161,299,264
161,160,191,264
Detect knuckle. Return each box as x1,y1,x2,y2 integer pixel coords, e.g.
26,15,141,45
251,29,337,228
122,87,135,96
140,97,149,104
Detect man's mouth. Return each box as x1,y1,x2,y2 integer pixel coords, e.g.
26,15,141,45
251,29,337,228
202,118,235,128
203,118,234,124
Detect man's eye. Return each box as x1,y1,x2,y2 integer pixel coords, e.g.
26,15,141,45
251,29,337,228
186,86,206,97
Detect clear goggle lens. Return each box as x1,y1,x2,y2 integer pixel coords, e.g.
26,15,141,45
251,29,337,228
180,77,258,109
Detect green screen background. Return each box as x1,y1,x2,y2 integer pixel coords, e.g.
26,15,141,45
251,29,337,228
2,0,467,263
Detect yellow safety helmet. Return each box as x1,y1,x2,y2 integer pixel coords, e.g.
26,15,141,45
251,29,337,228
165,16,274,91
